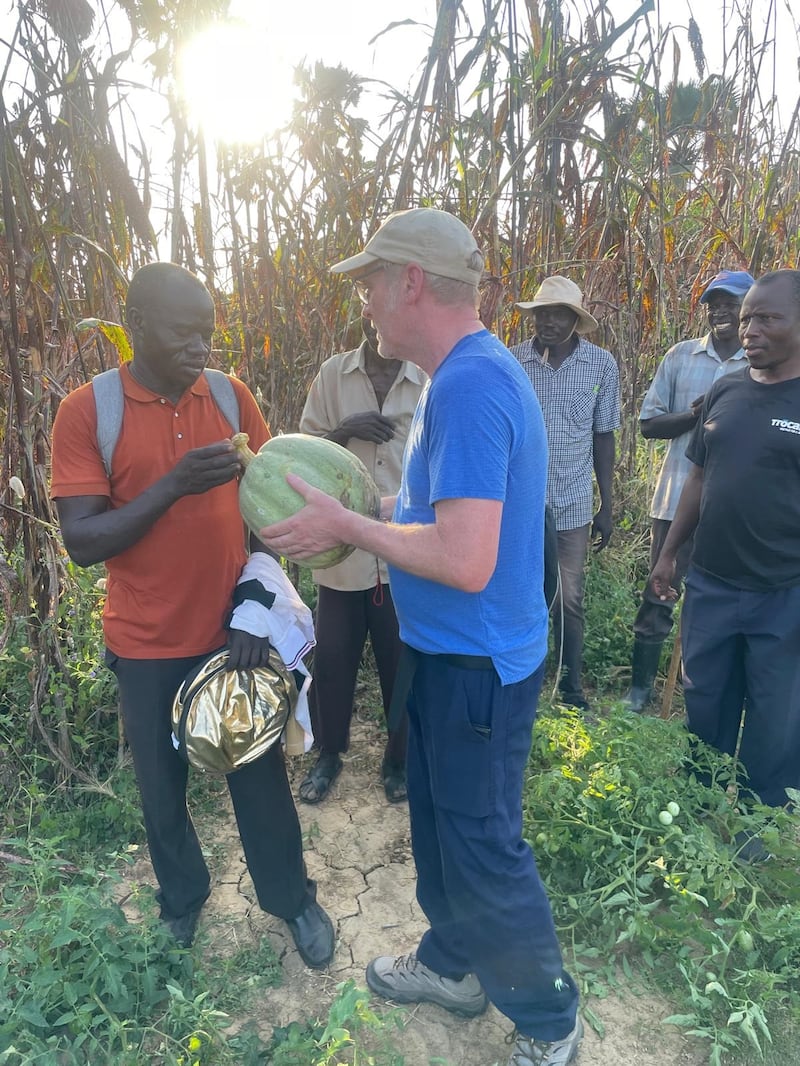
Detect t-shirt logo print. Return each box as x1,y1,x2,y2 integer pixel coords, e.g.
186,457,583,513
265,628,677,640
770,418,800,435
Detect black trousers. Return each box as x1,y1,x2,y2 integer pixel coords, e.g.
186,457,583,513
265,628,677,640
310,583,407,766
107,651,310,922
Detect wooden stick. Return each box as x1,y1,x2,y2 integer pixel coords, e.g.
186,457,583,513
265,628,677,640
660,620,682,718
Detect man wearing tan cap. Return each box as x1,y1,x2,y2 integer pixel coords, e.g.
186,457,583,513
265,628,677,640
259,209,583,1066
512,277,620,712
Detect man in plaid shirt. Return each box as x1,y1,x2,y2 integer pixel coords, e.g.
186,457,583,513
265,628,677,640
623,269,755,711
512,276,620,712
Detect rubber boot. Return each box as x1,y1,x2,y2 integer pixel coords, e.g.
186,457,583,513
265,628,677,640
622,639,664,712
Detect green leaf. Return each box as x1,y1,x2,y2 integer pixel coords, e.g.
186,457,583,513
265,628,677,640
75,318,133,362
663,1013,698,1027
14,1001,49,1027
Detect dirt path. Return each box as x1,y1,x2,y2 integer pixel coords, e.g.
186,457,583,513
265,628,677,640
124,713,709,1065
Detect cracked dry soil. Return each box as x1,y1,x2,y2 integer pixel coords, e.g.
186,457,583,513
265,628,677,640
123,713,708,1066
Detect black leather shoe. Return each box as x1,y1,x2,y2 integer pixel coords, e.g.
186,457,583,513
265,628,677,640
559,690,591,714
162,906,203,948
381,759,408,804
286,898,335,969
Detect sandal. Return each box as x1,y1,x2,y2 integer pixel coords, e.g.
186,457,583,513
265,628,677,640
381,760,408,804
298,752,343,804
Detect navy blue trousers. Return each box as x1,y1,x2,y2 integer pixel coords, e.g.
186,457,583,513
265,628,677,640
405,653,578,1041
682,567,800,807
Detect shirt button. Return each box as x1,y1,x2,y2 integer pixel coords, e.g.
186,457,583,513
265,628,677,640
174,411,180,418
177,433,183,440
160,398,166,404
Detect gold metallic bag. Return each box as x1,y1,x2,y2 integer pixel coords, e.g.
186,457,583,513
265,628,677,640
171,648,297,774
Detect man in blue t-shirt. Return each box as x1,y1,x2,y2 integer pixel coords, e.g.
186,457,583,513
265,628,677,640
259,209,582,1066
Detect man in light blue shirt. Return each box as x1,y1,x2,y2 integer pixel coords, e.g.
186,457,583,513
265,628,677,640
623,269,755,711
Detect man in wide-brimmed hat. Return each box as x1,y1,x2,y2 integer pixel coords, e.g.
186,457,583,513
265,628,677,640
512,276,620,713
623,268,755,713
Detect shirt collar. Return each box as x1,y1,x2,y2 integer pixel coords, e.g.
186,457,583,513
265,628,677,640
121,361,211,404
341,341,426,384
530,335,590,363
698,333,747,362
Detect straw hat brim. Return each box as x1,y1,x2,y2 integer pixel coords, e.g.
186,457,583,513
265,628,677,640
516,300,599,335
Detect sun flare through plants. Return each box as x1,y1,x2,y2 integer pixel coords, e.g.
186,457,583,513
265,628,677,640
178,21,296,144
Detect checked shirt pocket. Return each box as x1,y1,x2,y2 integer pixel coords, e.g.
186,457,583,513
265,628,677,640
567,390,597,437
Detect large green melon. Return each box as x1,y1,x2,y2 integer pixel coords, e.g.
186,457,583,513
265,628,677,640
233,432,381,569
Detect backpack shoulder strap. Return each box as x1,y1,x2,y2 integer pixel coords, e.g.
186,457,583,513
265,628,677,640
92,366,241,479
91,368,124,478
204,368,240,434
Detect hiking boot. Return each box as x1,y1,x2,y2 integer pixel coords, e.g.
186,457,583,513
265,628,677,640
508,1018,584,1065
365,953,488,1017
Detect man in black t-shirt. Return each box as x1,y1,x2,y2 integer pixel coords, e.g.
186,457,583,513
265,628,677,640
649,270,800,839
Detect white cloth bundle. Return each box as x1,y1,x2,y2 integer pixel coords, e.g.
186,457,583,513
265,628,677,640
228,553,315,754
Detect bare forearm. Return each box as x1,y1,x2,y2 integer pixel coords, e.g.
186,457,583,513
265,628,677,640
60,475,181,566
336,508,490,592
258,476,500,592
593,432,615,510
640,412,699,440
380,495,397,521
248,532,280,562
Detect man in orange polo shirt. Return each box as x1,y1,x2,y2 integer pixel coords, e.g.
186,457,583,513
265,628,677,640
50,262,334,965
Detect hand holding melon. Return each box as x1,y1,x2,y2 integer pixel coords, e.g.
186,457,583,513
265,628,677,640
232,432,381,569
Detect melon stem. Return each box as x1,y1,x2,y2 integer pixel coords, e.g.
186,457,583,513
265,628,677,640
231,432,256,466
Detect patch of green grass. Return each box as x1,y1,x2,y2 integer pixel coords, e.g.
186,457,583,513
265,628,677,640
24,770,145,857
582,536,648,695
267,979,406,1065
0,841,238,1064
203,936,283,1014
526,704,800,1063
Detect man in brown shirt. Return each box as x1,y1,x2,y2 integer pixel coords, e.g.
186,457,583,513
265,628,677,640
297,316,426,804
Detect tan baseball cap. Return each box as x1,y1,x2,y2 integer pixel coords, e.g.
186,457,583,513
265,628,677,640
331,208,485,285
516,275,599,334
